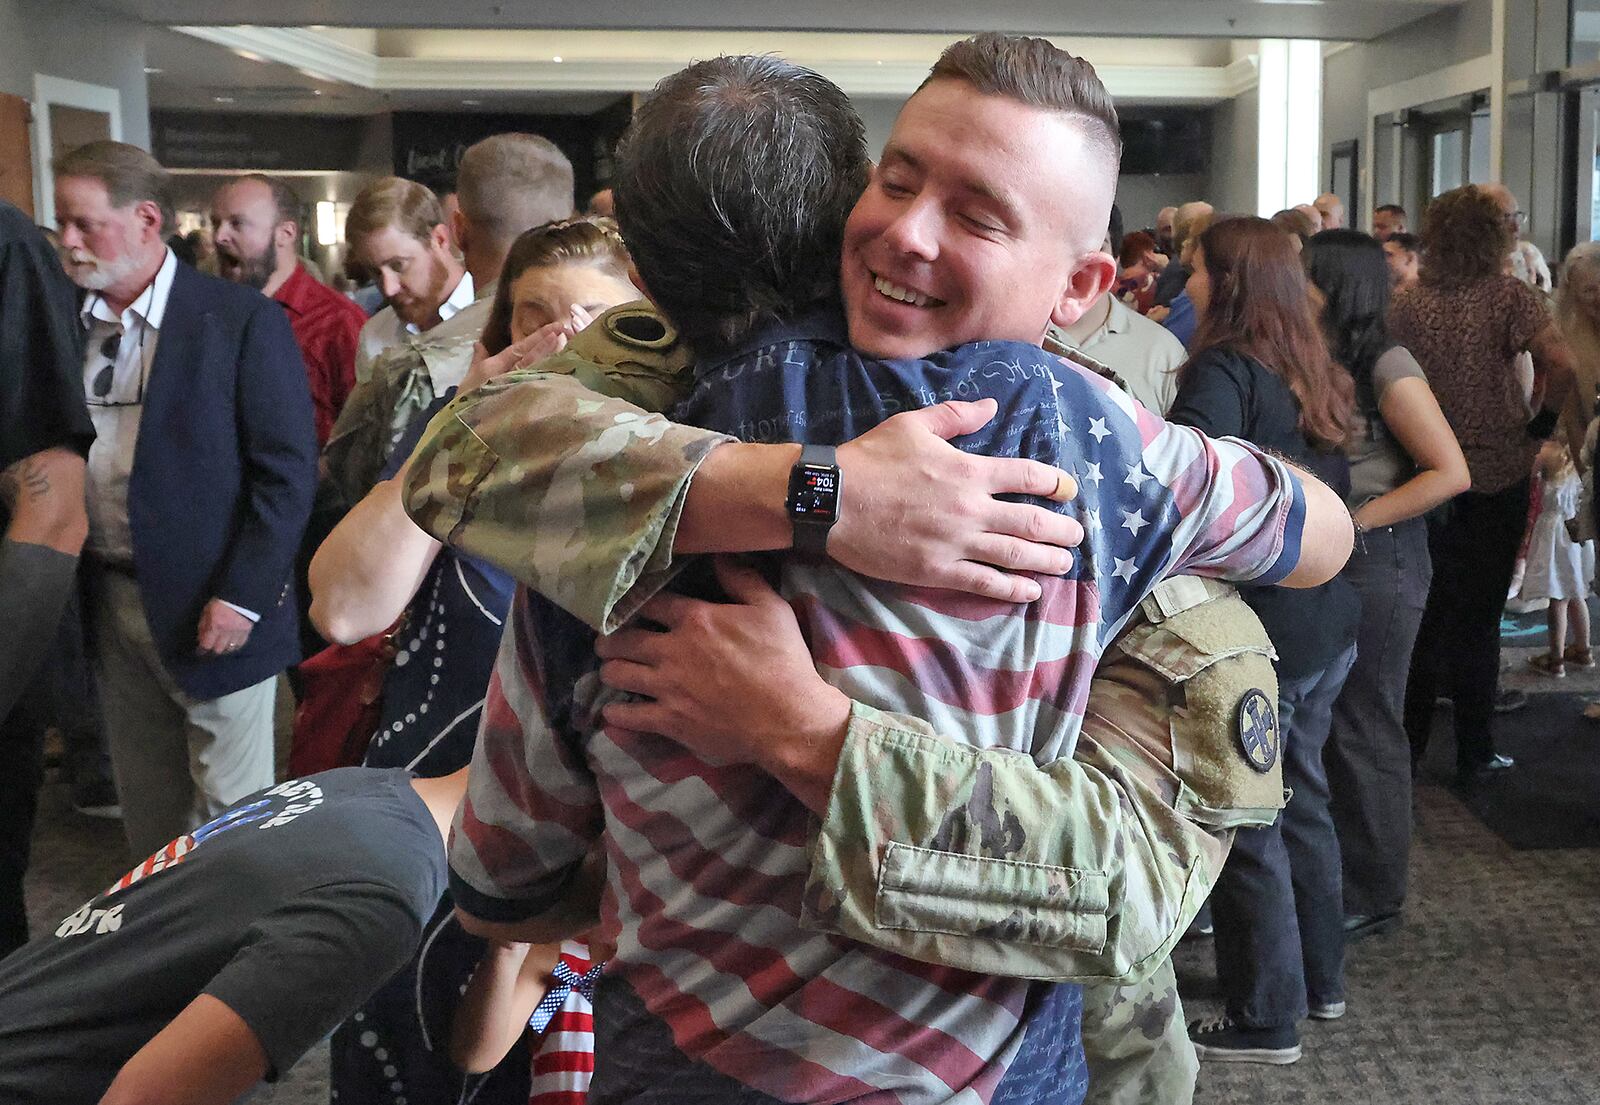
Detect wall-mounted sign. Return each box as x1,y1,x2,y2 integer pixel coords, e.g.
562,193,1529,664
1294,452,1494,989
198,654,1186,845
153,111,367,172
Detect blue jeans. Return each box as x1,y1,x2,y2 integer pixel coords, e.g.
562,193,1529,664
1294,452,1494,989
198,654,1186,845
1327,519,1431,917
1211,641,1358,1027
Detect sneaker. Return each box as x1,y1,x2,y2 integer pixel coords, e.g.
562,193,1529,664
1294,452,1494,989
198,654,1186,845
71,779,122,821
1308,1000,1346,1021
1189,1014,1302,1064
1495,689,1528,714
1565,647,1595,669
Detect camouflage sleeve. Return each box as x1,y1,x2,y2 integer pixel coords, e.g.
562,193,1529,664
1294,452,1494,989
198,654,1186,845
403,371,732,633
801,583,1278,986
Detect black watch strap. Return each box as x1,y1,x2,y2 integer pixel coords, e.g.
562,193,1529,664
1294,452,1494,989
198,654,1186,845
787,444,841,558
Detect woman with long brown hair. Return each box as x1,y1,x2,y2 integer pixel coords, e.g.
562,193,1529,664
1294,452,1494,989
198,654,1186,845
1168,215,1362,1064
1393,186,1577,787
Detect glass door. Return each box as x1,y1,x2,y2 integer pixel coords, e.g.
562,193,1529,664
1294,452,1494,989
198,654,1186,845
1577,84,1600,242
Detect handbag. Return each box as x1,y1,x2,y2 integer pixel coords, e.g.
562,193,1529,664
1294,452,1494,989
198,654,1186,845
288,615,405,777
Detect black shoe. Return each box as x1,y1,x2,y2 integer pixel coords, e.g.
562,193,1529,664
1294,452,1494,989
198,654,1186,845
1438,691,1525,714
71,778,122,820
1189,1014,1301,1064
1494,689,1528,715
1343,912,1401,942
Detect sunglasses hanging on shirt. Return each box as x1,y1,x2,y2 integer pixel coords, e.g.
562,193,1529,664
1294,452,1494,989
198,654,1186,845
87,317,148,408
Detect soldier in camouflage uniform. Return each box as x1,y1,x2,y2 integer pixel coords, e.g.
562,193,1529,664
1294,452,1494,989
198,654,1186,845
403,46,1346,1105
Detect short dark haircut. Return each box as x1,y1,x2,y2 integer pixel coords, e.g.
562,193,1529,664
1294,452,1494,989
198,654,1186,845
53,140,175,235
922,33,1121,171
234,173,305,237
1375,203,1408,219
1387,231,1421,253
614,55,870,352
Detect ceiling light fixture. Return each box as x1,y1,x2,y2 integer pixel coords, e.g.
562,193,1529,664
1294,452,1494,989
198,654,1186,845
214,95,236,103
552,55,563,62
233,49,266,63
462,98,482,106
143,66,164,75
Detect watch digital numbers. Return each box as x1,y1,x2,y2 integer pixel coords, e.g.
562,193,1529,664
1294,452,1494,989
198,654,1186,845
794,465,838,520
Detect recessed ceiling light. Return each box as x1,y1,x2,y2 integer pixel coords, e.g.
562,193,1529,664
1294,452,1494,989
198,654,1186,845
462,98,482,106
312,89,323,96
214,96,236,103
552,55,563,63
143,66,164,75
233,49,265,63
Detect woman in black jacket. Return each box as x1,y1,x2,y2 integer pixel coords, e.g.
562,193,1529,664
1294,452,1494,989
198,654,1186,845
1168,216,1361,1064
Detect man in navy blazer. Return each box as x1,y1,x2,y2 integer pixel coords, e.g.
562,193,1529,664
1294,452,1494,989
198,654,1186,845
53,141,317,858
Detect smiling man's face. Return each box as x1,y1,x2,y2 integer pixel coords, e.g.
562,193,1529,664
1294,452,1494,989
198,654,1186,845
840,78,1117,360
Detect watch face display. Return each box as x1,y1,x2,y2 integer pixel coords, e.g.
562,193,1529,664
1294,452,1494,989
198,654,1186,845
791,464,839,521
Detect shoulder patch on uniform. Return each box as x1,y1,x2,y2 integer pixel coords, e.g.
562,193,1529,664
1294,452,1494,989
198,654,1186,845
1236,688,1279,774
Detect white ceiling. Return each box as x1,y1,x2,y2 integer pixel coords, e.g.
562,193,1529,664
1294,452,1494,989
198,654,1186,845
148,25,1275,115
109,0,1453,41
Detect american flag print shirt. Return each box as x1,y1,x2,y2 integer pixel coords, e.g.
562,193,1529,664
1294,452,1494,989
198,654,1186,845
449,309,1306,1104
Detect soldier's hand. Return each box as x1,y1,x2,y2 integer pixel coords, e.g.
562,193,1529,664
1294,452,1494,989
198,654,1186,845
832,399,1082,604
460,323,574,395
596,557,850,813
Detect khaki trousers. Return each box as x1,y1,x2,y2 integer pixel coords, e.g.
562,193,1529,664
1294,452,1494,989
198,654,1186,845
91,572,277,858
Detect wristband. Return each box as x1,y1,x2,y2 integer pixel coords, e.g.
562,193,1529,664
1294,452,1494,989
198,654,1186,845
786,444,841,558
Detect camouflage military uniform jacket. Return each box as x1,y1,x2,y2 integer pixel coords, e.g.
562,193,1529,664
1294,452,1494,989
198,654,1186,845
323,291,492,510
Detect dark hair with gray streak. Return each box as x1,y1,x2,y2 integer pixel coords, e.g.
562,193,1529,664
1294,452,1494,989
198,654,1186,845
613,55,871,352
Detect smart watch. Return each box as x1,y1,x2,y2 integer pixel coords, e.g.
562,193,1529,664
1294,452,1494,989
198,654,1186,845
786,444,842,558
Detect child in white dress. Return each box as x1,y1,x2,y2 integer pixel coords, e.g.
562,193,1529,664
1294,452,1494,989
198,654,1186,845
1522,440,1595,676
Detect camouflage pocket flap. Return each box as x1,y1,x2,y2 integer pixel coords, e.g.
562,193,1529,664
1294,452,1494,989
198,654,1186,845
1116,619,1272,684
875,841,1108,951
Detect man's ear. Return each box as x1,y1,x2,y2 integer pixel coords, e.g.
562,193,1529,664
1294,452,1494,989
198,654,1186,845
450,209,470,257
1049,250,1118,330
274,220,298,254
133,199,165,244
433,221,456,258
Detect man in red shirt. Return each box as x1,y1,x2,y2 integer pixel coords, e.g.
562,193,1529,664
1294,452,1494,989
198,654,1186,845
212,176,366,445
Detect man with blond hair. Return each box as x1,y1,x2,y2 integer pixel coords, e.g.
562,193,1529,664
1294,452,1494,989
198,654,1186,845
324,133,574,506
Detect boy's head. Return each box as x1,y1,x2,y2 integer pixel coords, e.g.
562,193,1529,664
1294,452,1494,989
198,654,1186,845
613,55,871,353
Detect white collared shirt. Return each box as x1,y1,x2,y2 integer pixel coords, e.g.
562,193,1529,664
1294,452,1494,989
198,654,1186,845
354,270,476,383
80,249,259,622
81,248,177,565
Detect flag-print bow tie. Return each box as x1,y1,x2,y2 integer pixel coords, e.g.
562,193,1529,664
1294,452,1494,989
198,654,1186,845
527,957,604,1034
